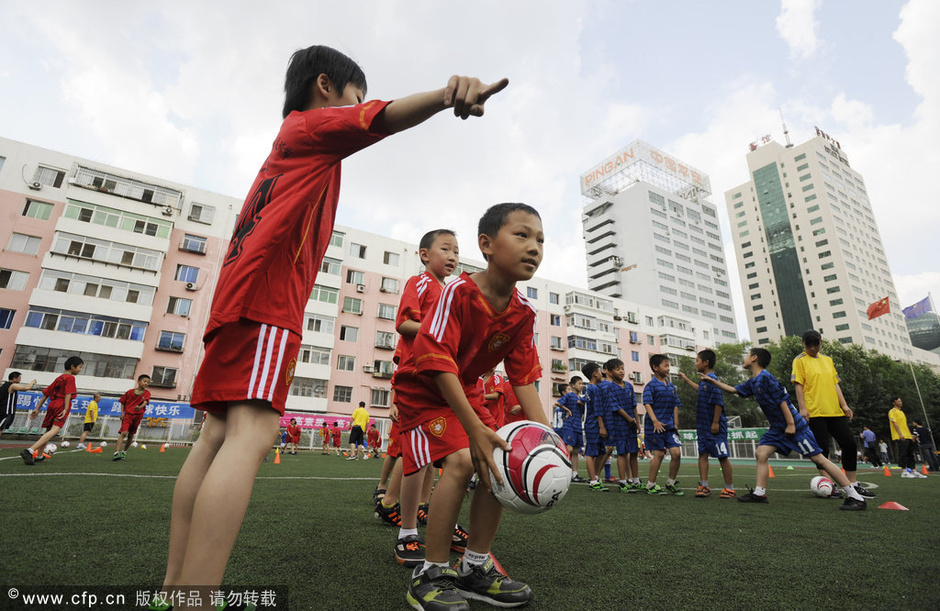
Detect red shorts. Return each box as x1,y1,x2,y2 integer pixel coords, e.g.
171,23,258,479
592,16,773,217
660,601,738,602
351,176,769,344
290,434,300,444
191,319,301,415
332,435,341,448
42,404,70,429
401,413,469,476
387,421,402,458
120,411,144,435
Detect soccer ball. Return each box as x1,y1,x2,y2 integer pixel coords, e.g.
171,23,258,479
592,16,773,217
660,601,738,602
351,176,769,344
489,421,572,514
45,443,57,454
100,441,108,448
131,441,139,448
810,476,834,498
60,440,70,448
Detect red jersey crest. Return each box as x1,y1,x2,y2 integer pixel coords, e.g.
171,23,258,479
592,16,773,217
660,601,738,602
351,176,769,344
488,333,510,352
428,417,447,437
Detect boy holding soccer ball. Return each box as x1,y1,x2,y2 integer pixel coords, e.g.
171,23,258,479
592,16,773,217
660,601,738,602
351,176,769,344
395,203,546,610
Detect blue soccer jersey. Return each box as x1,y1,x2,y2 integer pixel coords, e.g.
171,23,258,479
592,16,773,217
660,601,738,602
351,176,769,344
603,381,637,440
696,372,727,435
558,391,583,434
595,380,617,436
582,383,601,434
643,377,681,433
734,370,808,431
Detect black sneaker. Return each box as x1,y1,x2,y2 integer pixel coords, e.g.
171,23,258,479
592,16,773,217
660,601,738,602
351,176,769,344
20,449,35,465
394,534,426,567
406,565,469,611
417,503,429,526
455,557,533,607
571,475,588,483
830,487,843,498
112,452,123,462
33,455,46,463
839,497,867,511
738,487,769,504
854,484,876,498
374,501,402,526
451,524,469,553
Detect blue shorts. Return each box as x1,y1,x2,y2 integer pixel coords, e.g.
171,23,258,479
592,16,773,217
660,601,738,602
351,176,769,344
760,426,822,457
583,432,606,457
561,429,583,450
645,430,681,452
612,432,639,455
697,433,730,458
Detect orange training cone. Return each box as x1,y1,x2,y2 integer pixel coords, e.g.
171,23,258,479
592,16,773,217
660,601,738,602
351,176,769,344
884,465,892,477
768,465,775,478
85,443,92,453
274,449,281,465
923,464,930,475
89,446,102,453
159,443,166,453
878,501,909,511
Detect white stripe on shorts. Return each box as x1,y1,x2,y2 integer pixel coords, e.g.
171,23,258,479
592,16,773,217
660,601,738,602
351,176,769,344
248,324,288,401
247,324,268,398
266,329,290,402
409,427,431,470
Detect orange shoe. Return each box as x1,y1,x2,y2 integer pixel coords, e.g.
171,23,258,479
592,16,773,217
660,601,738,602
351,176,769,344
719,487,736,499
695,485,711,497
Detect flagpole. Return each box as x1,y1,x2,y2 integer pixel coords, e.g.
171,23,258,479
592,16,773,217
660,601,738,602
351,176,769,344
907,360,936,451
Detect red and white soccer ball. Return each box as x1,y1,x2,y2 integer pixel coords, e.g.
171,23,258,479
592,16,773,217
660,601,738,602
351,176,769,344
810,475,834,498
489,421,572,514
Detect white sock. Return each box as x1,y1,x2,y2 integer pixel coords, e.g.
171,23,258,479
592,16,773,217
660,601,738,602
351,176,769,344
420,561,448,575
646,481,656,488
632,478,642,485
462,549,489,571
753,486,766,496
618,479,627,485
725,484,734,490
398,527,418,539
700,480,709,488
590,478,599,484
666,478,676,486
844,485,863,501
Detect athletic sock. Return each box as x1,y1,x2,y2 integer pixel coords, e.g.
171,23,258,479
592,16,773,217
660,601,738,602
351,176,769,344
700,480,709,488
461,549,489,571
666,478,676,486
646,481,656,489
725,484,734,490
420,561,448,575
754,486,766,496
632,478,642,485
618,479,627,485
590,478,599,485
398,527,418,539
844,485,863,501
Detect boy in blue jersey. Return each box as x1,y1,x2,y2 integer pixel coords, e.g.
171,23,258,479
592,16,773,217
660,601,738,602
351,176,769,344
643,355,683,495
553,384,571,435
602,359,641,492
678,349,735,499
702,348,866,510
556,376,586,482
580,363,608,491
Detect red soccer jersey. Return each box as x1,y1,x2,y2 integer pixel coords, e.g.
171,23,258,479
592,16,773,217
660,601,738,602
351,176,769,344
392,272,445,369
331,426,341,443
395,273,542,431
501,381,525,424
287,424,301,438
120,388,151,414
320,426,330,441
368,428,380,447
43,373,77,410
205,101,392,338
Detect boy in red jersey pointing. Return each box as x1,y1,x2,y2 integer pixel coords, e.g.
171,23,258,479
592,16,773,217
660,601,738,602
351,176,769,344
112,374,151,461
160,45,508,595
396,203,545,611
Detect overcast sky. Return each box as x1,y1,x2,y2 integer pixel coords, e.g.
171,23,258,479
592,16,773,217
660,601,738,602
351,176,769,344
2,0,938,340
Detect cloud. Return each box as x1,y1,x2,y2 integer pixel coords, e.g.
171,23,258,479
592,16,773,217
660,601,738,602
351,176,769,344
776,0,823,60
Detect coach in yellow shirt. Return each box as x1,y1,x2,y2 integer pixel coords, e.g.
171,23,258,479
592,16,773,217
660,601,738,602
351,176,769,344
888,397,921,477
347,401,370,460
792,330,874,498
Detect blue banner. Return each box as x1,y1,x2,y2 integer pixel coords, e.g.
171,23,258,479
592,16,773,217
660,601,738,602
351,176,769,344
903,296,932,319
14,391,196,420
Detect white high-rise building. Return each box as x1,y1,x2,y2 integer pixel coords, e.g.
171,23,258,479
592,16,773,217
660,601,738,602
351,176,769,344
724,129,917,361
580,140,738,344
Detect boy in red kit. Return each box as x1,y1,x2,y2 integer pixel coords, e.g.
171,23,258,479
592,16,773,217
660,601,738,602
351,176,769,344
397,203,545,611
500,379,524,424
368,424,381,457
286,418,301,455
332,421,342,455
320,422,330,455
21,356,83,465
112,374,152,461
161,44,509,593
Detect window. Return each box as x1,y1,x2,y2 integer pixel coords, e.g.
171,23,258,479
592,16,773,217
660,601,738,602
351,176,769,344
306,314,335,335
827,286,841,294
551,314,561,326
339,326,358,342
346,269,364,285
35,166,65,188
549,292,559,305
349,242,366,259
376,330,397,349
133,219,160,236
0,308,14,329
380,277,399,293
0,269,28,291
180,234,207,254
337,355,355,371
188,203,215,224
550,336,563,350
527,287,538,299
374,360,394,377
371,388,391,407
151,366,178,388
310,284,339,304
167,297,192,317
343,297,362,314
320,257,341,275
631,351,639,362
383,251,400,266
8,233,41,255
330,231,344,247
22,200,54,220
333,385,353,402
157,331,186,352
377,303,397,320
175,265,199,283
298,346,331,365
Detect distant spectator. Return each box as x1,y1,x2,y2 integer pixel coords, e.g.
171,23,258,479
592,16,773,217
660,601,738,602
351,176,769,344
911,420,938,472
0,372,37,436
879,440,889,465
860,426,881,467
889,397,925,478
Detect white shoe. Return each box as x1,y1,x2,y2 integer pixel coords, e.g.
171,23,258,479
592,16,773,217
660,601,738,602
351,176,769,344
914,471,928,479
76,444,85,451
901,470,916,478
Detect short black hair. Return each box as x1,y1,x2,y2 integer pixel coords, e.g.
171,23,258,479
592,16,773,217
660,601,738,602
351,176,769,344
333,421,338,426
419,229,457,252
290,418,297,423
569,375,582,385
580,362,601,380
359,401,366,407
889,396,900,405
698,349,716,369
604,358,624,371
750,348,772,368
649,354,669,371
802,329,822,348
64,356,84,370
282,45,367,118
7,371,21,381
477,203,541,260
138,374,151,382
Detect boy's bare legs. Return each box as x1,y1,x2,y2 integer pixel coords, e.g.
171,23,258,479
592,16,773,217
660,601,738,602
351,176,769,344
667,447,681,480
567,447,580,479
399,464,428,530
616,454,628,481
810,453,852,487
466,479,504,556
425,450,473,564
718,457,734,487
585,453,599,481
420,464,434,504
647,450,665,483
754,445,774,488
164,401,279,589
78,430,89,446
29,425,62,454
629,453,638,481
378,455,398,492
698,453,710,484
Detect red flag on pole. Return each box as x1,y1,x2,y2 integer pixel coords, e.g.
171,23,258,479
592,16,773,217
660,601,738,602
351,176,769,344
867,296,891,320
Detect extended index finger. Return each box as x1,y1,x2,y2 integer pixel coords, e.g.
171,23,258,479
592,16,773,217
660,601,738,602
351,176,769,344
479,78,509,101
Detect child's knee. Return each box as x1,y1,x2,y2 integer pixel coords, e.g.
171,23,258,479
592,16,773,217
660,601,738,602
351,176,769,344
442,451,474,481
